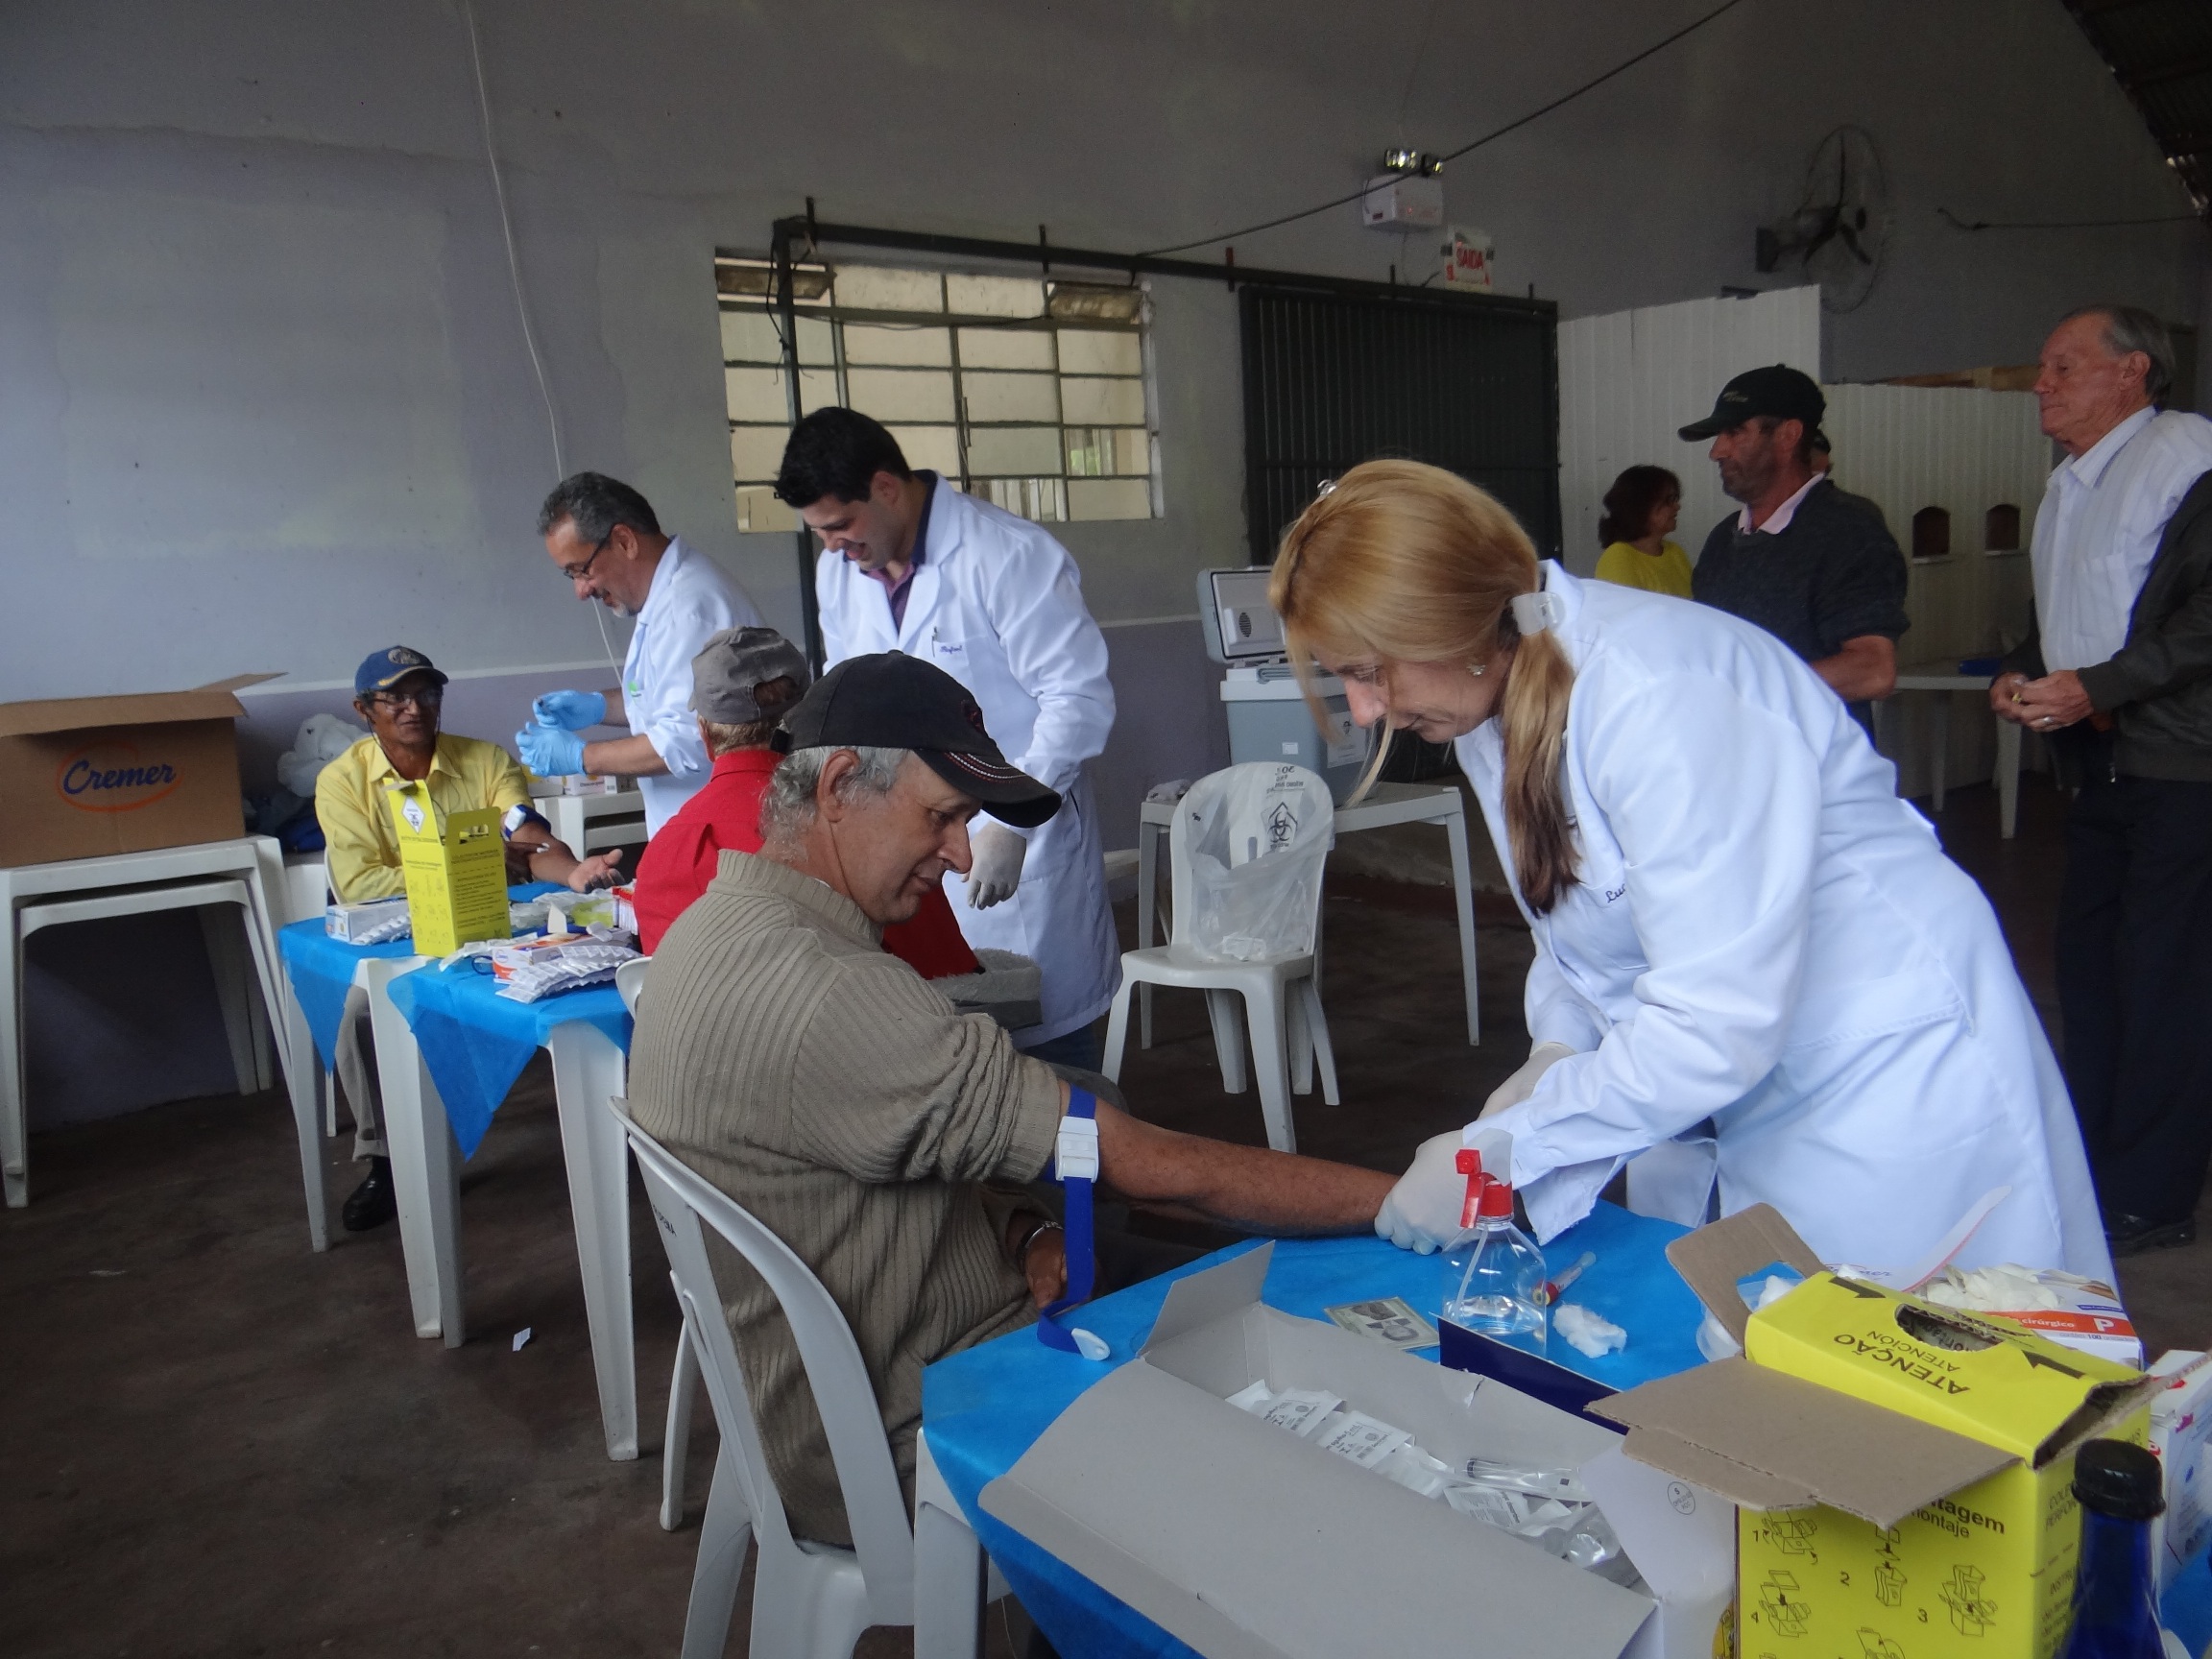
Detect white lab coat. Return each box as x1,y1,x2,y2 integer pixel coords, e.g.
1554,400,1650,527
817,482,1119,1043
623,537,762,835
1463,565,2109,1281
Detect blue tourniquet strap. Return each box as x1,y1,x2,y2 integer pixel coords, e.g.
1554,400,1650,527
1037,1088,1098,1351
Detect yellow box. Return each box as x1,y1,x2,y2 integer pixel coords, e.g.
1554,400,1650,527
384,783,508,956
1597,1207,2158,1659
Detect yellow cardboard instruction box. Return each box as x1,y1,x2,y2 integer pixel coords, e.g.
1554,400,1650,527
384,782,508,956
1596,1207,2157,1659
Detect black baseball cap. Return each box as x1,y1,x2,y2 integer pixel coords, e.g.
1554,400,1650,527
1678,365,1826,441
773,653,1063,829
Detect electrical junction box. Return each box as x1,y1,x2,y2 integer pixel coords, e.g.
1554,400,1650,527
1360,172,1443,229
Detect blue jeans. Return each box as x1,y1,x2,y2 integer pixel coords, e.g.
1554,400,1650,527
1016,1022,1103,1072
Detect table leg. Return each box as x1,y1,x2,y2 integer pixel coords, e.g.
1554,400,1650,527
1997,714,2022,840
2,887,26,1209
1441,802,1480,1046
1137,820,1162,1049
547,1022,638,1461
915,1431,987,1659
364,958,463,1344
1931,692,1951,813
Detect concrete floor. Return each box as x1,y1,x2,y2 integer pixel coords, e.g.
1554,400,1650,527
3,777,2207,1657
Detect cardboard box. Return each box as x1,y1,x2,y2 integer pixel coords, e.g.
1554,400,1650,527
978,1244,1730,1659
325,897,409,944
1594,1207,2159,1659
2150,1350,2212,1594
383,786,507,956
0,675,274,866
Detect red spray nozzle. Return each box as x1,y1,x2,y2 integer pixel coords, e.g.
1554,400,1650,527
1457,1148,1487,1229
1478,1175,1514,1218
1455,1149,1482,1178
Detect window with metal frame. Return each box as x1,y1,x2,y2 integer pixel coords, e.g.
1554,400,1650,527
714,255,1160,533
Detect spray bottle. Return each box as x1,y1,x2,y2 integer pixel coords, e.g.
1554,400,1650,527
1440,1147,1547,1339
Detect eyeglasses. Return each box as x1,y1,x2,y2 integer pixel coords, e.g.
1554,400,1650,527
366,686,444,711
559,536,612,584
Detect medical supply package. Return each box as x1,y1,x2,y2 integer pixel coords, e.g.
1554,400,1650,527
978,1244,1734,1659
0,674,276,864
325,897,410,945
1593,1205,2159,1659
2149,1350,2212,1594
382,785,507,957
1921,1262,2143,1367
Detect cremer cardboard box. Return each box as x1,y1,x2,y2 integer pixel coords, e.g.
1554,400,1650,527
978,1244,1735,1659
0,676,273,866
1594,1206,2158,1659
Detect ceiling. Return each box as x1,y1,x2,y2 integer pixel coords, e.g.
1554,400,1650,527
2064,0,2212,219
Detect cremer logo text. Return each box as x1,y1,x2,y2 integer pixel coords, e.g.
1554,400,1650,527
56,746,184,812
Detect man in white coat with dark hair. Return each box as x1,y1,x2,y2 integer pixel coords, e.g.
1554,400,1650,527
777,407,1120,1069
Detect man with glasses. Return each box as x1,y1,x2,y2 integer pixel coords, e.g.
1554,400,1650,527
317,646,622,1229
521,473,763,836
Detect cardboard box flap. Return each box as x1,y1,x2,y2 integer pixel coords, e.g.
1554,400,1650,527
0,685,252,738
1591,1358,2018,1528
1142,1242,1274,1355
1664,1204,1824,1347
981,1355,1654,1659
194,672,284,695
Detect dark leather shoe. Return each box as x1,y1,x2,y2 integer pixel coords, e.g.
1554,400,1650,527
342,1158,397,1233
2104,1212,2196,1256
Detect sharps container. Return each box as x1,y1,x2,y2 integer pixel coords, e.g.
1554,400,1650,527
1198,568,1375,804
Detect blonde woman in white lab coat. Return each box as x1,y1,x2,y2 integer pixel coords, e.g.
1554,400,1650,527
1270,460,2109,1279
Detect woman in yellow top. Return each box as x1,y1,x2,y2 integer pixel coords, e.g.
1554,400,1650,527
1593,465,1692,597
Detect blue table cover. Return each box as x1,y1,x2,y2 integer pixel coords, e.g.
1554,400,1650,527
276,921,422,1071
383,962,631,1160
922,1205,1703,1658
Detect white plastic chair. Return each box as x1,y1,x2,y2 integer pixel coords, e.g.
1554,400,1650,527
613,956,703,1535
611,1089,956,1659
1102,764,1340,1153
276,856,340,1138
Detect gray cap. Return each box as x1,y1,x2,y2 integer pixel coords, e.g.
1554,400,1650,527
687,627,810,724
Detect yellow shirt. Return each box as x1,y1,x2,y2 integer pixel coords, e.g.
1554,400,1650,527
1595,539,1694,599
316,733,533,903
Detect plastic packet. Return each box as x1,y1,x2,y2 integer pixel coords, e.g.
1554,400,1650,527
1260,1388,1343,1438
1310,1409,1413,1469
1376,1444,1455,1500
1458,1457,1589,1503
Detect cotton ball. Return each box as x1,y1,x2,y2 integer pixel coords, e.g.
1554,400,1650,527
1553,1304,1627,1358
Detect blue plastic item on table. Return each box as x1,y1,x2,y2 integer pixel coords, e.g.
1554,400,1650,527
384,960,631,1159
273,883,570,1080
922,1213,1698,1659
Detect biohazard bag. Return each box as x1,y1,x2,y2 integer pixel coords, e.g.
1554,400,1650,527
1177,763,1333,961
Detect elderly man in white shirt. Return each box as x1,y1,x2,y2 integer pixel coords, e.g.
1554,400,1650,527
518,472,764,835
1995,304,2212,1255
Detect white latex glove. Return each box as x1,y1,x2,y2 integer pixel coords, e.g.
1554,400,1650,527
965,822,1027,909
1375,1131,1470,1255
1479,1041,1575,1120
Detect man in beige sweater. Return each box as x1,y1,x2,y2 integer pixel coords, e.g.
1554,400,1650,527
626,653,1394,1546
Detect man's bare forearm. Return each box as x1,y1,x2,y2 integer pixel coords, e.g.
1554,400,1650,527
1814,635,1897,702
1094,1102,1390,1235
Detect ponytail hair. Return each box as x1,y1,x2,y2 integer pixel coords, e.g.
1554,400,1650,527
1269,460,1581,912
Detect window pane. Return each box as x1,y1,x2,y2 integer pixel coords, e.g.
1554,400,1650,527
957,327,1056,371
1060,375,1145,425
1110,426,1152,475
1063,426,1148,477
888,425,963,478
833,265,944,312
976,477,1067,522
730,425,790,482
1057,329,1142,376
948,274,1046,317
842,324,951,367
967,426,1062,476
964,371,1060,423
734,485,796,534
848,367,955,422
724,365,789,421
719,309,832,365
1068,478,1152,520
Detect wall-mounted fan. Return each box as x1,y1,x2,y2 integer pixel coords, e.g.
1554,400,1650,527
1755,125,1890,314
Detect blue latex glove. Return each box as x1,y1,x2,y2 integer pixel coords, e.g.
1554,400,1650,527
532,689,607,731
517,723,587,777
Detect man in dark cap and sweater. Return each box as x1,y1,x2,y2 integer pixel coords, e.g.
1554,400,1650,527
1683,366,1910,726
624,653,1391,1547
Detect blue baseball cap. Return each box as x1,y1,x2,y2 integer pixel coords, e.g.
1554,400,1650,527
353,646,449,697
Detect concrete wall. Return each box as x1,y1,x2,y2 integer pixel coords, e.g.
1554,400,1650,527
5,0,2202,1125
